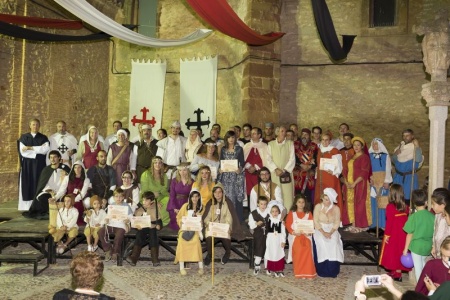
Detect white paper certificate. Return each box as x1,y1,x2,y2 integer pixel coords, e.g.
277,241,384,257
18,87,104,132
293,219,314,234
220,159,238,172
208,222,230,238
107,205,129,221
181,216,202,231
131,216,151,228
210,166,218,181
320,157,338,172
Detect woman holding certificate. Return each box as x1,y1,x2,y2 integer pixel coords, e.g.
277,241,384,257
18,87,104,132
202,183,243,265
313,132,343,210
313,188,344,277
218,131,246,222
285,194,316,278
342,137,372,233
174,189,204,275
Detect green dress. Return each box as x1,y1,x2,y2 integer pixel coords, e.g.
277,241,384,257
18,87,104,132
140,171,170,227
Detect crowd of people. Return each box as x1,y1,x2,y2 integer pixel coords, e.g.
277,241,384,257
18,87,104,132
17,118,450,288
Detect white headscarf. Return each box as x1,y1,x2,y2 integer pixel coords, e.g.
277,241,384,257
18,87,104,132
322,187,338,213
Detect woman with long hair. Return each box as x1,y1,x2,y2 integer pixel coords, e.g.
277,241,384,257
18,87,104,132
190,138,220,181
285,194,316,278
140,156,170,227
192,165,215,207
218,131,246,221
167,163,193,230
174,189,204,275
379,184,411,281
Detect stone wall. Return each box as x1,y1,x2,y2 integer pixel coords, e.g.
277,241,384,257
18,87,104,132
0,0,117,202
107,0,282,134
280,0,450,186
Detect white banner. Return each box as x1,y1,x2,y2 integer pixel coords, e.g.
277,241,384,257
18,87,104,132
129,60,166,139
180,56,217,139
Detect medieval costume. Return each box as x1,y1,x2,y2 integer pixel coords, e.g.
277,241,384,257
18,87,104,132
49,131,78,166
392,142,424,203
313,188,344,278
243,138,269,196
266,138,295,210
314,144,343,211
369,138,392,229
18,131,50,211
140,169,170,227
342,137,372,229
286,210,317,278
379,203,410,273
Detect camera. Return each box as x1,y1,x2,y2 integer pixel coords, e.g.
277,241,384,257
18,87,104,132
365,275,381,286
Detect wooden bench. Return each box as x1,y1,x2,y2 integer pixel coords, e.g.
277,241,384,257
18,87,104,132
0,232,52,265
124,227,254,268
340,229,382,266
0,253,48,276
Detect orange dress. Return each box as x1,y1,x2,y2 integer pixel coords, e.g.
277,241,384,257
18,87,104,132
286,211,317,278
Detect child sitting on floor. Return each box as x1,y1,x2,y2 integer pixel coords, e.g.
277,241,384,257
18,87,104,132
53,194,79,254
84,195,106,252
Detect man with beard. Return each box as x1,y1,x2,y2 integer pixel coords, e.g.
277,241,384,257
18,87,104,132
243,127,269,199
392,129,423,205
48,120,78,166
293,128,318,203
135,124,158,182
85,150,117,209
24,150,71,219
249,167,283,213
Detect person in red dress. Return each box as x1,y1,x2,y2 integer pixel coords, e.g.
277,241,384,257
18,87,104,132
342,136,372,232
379,184,411,281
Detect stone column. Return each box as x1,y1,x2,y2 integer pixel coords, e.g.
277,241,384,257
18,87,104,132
416,11,450,199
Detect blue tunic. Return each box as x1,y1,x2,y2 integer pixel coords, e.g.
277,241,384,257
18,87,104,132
392,148,422,201
369,152,389,229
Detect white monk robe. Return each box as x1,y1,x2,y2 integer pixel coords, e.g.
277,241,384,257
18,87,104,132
48,132,78,165
266,139,295,210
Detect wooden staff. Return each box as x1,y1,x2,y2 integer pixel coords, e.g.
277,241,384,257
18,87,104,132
410,144,416,211
211,200,215,285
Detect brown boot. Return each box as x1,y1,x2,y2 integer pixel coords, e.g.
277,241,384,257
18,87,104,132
151,247,160,267
125,245,142,266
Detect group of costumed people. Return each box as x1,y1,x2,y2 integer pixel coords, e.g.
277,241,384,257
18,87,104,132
18,118,432,280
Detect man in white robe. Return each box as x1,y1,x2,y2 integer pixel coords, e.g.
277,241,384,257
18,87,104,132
266,126,296,210
156,121,187,177
48,120,78,166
